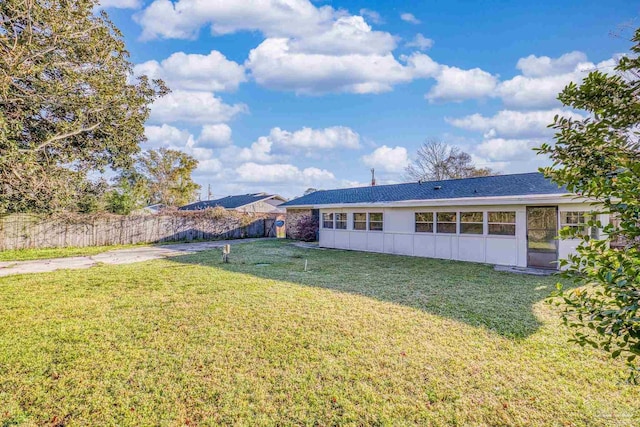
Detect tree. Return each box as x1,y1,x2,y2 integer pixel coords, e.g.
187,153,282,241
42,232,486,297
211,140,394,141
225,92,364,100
105,170,149,215
0,0,167,214
405,139,494,181
304,188,319,196
537,28,640,382
136,148,201,207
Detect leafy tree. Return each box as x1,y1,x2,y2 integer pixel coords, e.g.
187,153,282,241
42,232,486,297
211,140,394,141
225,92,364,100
405,139,494,181
105,170,149,215
304,188,319,196
136,148,201,207
538,28,640,382
0,0,167,214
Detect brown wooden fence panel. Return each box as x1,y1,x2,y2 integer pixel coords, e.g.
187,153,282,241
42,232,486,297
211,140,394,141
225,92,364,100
0,212,282,251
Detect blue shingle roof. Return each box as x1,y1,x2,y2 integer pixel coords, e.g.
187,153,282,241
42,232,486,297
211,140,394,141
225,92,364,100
281,173,566,207
180,193,275,210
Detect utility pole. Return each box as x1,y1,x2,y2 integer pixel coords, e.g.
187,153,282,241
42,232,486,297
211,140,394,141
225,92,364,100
371,168,376,186
207,183,213,200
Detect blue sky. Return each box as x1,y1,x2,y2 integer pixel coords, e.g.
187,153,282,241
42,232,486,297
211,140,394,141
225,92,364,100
101,0,638,199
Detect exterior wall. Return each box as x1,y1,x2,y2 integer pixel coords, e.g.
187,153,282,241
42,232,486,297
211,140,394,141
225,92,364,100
236,198,285,214
316,202,605,268
285,208,319,240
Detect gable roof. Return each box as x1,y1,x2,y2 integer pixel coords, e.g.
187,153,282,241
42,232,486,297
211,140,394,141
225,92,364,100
281,173,567,207
180,193,283,211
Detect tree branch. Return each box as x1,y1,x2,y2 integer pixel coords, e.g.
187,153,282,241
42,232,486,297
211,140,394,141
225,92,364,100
19,122,101,153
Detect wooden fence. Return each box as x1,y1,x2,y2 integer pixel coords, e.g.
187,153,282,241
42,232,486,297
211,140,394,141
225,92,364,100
0,212,285,250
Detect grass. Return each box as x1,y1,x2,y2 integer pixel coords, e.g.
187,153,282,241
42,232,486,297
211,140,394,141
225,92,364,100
0,244,140,262
0,240,638,426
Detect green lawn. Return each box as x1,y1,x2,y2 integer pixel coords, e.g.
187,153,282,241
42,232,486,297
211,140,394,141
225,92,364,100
0,240,637,426
0,244,137,262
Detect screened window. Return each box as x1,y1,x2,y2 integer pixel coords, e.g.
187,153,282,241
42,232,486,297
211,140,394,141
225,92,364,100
460,212,484,234
415,212,434,233
335,213,347,230
322,213,334,229
436,212,457,234
488,211,516,236
369,213,384,231
561,211,594,237
353,213,367,230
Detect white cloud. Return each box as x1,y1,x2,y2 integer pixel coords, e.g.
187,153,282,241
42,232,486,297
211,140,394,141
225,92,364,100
426,64,498,102
400,13,420,24
198,124,233,147
496,56,617,109
134,50,246,92
362,145,410,173
446,109,585,139
516,51,587,77
359,8,383,24
235,162,335,184
99,0,141,8
149,90,247,125
145,124,195,149
246,38,413,94
136,0,336,40
289,16,397,56
268,126,360,153
475,138,544,162
406,34,434,51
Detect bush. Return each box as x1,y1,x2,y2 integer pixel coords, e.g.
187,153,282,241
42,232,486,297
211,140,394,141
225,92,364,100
296,215,319,242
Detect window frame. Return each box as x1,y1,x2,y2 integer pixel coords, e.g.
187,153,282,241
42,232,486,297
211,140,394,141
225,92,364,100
460,211,484,235
368,212,384,232
488,211,517,236
322,212,334,229
415,212,434,233
335,213,347,230
560,211,594,238
353,213,367,231
436,212,457,234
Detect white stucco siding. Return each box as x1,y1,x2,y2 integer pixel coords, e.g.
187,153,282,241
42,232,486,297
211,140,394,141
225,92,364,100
314,201,606,268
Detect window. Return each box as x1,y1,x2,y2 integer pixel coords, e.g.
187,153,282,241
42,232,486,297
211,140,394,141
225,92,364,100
322,213,334,229
460,212,484,234
415,212,434,233
561,211,594,237
488,211,516,236
436,212,457,234
335,213,347,230
369,213,384,231
353,213,367,230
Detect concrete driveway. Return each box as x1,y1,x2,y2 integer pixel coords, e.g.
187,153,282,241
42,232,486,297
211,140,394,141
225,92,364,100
0,239,269,277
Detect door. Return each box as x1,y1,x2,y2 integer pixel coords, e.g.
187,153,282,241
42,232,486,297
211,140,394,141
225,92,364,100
527,207,558,269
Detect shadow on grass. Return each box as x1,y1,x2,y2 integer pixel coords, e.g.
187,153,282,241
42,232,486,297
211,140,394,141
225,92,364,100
165,240,567,339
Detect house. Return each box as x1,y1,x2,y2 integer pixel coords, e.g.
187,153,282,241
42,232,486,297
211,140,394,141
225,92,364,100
179,193,287,214
281,172,605,269
135,203,166,215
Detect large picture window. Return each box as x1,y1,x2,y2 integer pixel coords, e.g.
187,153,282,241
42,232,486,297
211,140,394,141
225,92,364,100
488,211,516,236
460,212,484,234
353,213,367,230
335,213,347,230
436,212,457,234
369,213,384,231
415,212,434,233
322,213,334,229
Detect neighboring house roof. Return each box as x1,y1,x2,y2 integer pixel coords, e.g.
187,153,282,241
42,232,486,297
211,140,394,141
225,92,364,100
281,173,568,207
179,193,285,211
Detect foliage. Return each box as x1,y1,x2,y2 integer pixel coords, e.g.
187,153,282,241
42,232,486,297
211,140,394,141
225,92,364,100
405,139,495,181
106,170,150,214
1,241,638,425
304,188,319,196
0,0,167,214
295,214,319,242
537,28,640,383
135,148,201,207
